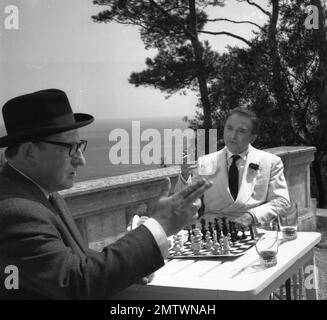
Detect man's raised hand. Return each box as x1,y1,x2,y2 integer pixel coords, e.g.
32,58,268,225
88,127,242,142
152,177,212,236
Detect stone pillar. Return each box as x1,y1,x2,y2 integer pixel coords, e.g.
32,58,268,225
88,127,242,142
265,146,317,231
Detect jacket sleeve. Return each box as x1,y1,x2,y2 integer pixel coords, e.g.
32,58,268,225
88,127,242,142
248,156,290,225
0,198,164,299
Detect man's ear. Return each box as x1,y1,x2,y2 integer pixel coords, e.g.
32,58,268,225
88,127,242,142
19,142,37,163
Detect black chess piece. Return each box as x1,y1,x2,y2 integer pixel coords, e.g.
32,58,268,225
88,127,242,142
214,218,218,229
214,218,220,237
187,228,192,242
232,222,241,240
200,218,207,241
241,227,247,239
191,224,196,236
231,231,237,243
228,221,233,234
228,221,236,242
222,217,228,236
208,222,213,238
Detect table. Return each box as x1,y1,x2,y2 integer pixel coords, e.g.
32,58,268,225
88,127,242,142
113,232,321,300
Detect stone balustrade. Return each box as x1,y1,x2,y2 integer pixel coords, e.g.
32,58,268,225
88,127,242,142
264,146,316,231
59,146,317,250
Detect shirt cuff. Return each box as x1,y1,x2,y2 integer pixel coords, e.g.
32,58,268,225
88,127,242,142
143,217,169,258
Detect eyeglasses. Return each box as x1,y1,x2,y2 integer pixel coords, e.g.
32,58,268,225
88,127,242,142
37,139,87,157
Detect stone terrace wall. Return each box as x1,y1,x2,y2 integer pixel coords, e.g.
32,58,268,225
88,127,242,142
60,146,317,250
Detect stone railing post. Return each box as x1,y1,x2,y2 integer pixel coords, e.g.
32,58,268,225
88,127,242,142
264,146,316,231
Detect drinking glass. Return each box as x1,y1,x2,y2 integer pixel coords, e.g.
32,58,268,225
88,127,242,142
277,203,298,241
254,220,279,267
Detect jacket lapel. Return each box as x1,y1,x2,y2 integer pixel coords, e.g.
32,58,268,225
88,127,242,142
235,145,259,205
216,147,232,200
49,192,86,253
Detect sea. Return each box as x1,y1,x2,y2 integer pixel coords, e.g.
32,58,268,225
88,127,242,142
77,116,190,182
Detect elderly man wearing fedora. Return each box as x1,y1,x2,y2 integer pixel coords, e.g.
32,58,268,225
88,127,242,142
0,89,212,299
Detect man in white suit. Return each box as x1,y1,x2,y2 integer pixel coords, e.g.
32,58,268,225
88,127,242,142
176,107,290,227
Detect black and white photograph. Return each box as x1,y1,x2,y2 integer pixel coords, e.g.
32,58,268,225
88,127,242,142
0,0,326,307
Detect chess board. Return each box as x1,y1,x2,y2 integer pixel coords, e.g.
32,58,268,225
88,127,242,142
168,230,255,259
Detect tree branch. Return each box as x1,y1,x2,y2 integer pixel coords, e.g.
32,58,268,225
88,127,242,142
284,71,302,109
198,30,252,46
286,70,306,87
207,18,264,30
245,0,271,17
149,0,197,40
299,96,313,141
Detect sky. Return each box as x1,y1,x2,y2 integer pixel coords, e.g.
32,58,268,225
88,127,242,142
0,0,268,128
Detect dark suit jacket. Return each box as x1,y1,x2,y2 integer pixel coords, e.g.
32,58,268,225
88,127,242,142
0,164,164,299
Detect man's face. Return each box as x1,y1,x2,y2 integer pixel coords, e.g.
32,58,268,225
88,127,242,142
33,129,85,192
223,113,256,154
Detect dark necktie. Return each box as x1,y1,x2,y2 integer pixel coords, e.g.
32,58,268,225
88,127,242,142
229,154,240,200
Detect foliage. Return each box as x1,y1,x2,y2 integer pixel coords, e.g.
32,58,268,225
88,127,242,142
189,0,326,150
92,0,327,205
93,0,225,135
129,41,220,96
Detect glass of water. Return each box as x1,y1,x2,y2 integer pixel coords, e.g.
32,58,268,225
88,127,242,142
277,203,298,241
254,220,279,267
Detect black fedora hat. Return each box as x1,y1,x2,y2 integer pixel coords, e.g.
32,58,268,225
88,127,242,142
0,89,94,148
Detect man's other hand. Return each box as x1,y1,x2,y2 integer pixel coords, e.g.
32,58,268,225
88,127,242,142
152,177,212,236
233,212,254,228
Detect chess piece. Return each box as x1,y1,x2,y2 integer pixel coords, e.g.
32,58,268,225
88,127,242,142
219,238,224,254
241,227,247,240
205,231,213,250
191,224,196,236
229,221,237,242
227,232,232,244
212,230,218,243
214,218,221,237
211,240,220,255
187,228,192,242
191,228,202,254
233,222,241,240
200,218,207,241
228,220,233,234
222,217,228,236
172,235,182,255
208,222,213,238
223,233,232,254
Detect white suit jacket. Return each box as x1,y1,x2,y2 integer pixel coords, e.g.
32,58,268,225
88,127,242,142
175,145,290,225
